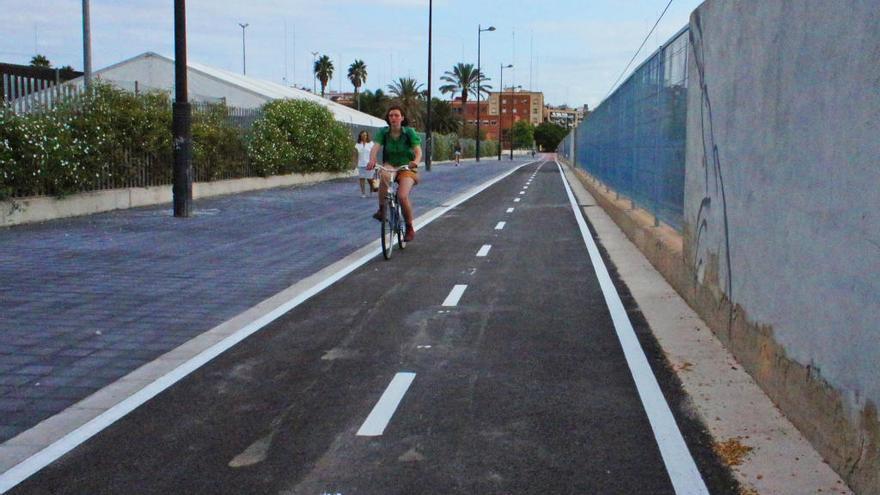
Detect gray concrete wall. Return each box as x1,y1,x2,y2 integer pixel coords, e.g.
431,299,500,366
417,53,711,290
684,1,879,492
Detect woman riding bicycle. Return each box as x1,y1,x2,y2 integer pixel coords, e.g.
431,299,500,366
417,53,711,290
367,105,422,242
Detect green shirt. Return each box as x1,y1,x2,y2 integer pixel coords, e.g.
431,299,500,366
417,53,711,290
374,127,421,166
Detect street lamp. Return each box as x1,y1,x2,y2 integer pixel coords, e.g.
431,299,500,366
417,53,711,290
82,0,92,89
498,64,512,161
173,0,192,217
311,51,318,93
476,24,495,162
425,0,433,172
238,23,249,75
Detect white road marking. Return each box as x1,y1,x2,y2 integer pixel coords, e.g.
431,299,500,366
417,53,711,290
555,160,709,495
495,221,506,230
519,191,525,195
506,208,515,213
514,198,521,203
442,285,468,306
0,160,545,493
356,372,416,436
476,245,492,257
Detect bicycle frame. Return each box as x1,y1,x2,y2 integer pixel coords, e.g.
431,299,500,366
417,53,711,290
376,165,409,259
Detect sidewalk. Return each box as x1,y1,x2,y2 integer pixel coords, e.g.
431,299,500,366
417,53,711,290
0,158,526,444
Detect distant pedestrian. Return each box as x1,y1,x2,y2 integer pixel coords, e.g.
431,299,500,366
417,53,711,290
453,141,462,166
354,131,375,197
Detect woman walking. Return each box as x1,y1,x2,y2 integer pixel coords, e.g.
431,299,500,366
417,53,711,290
354,131,375,197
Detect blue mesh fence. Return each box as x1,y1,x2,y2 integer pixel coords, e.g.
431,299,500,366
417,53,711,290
559,27,689,230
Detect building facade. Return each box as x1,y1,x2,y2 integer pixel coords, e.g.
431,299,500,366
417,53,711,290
451,88,544,142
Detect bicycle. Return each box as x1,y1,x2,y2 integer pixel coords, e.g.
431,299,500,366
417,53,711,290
375,164,410,260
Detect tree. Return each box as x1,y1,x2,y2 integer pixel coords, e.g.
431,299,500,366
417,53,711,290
347,59,367,110
534,121,568,151
30,54,51,68
424,98,461,134
438,63,491,112
387,77,424,128
510,119,535,149
358,89,389,120
313,55,334,97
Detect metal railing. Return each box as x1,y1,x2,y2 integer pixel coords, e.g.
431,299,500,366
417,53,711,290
560,27,689,230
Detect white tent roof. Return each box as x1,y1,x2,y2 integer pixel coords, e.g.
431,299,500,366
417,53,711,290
182,56,386,128
59,52,386,128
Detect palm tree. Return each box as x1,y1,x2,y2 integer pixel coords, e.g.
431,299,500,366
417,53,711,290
439,63,492,113
313,55,334,97
30,54,51,68
387,77,425,128
347,59,368,110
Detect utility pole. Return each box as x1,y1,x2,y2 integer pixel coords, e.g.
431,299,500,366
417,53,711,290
425,0,433,172
82,0,92,89
238,23,248,75
172,0,192,217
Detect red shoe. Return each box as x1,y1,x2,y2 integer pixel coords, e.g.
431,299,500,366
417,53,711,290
404,226,415,242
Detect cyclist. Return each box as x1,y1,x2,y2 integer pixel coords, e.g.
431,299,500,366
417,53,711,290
367,105,422,242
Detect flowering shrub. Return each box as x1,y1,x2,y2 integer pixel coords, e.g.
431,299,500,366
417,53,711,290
248,99,352,176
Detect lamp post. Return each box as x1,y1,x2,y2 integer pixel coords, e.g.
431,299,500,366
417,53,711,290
82,0,92,89
510,85,521,160
476,24,495,162
173,0,192,217
311,51,318,93
425,0,433,172
498,64,512,161
238,23,248,75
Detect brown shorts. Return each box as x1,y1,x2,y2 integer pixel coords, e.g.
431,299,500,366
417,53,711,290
396,169,419,185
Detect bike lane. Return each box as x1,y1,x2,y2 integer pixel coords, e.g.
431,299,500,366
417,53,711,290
7,160,731,494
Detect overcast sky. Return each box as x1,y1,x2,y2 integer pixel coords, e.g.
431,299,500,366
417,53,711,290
2,0,704,109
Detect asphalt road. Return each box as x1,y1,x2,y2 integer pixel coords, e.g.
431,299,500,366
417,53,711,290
8,160,737,494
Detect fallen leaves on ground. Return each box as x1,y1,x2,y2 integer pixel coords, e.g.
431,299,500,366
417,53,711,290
714,437,754,466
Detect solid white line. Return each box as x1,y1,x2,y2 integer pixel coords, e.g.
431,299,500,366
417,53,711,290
476,245,492,257
506,208,514,213
555,160,709,495
514,198,521,203
495,221,506,230
356,372,416,436
0,160,543,494
442,285,468,306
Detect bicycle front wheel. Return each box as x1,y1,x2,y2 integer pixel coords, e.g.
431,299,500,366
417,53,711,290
381,199,394,260
396,203,407,250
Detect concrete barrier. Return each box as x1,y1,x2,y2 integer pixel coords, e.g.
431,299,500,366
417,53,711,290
0,170,356,228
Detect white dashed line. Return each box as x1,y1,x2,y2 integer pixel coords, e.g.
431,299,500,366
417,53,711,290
476,245,492,257
356,372,416,436
519,191,525,195
514,198,521,202
442,285,468,306
506,208,514,213
495,221,506,230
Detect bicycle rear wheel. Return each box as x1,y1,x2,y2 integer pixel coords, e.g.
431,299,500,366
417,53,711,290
381,197,395,259
396,202,407,250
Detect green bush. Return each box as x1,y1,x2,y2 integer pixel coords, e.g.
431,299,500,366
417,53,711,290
248,99,352,176
192,103,247,180
428,132,497,162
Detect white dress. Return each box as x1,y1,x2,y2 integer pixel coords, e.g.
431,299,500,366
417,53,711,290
356,142,374,179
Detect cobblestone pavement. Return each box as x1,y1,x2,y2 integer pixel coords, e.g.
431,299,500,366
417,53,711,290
0,159,528,443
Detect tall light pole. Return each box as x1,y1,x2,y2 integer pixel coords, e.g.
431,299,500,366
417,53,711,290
311,51,318,93
425,0,433,171
498,64,512,161
510,85,521,160
238,23,248,75
82,0,92,89
476,24,495,162
173,0,192,217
